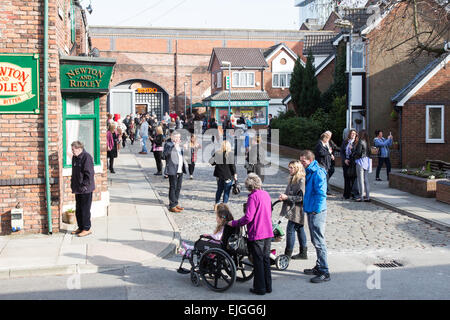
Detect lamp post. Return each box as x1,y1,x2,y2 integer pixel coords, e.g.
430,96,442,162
222,61,232,119
335,19,354,131
184,82,187,117
186,74,192,115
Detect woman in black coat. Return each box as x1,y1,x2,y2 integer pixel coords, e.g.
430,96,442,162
210,141,237,208
341,129,358,199
150,125,164,175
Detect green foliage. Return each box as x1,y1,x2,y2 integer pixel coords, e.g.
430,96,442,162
298,50,321,117
289,57,305,115
275,109,297,121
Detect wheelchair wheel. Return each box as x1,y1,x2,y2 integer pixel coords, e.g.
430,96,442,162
190,269,201,287
275,254,290,271
199,248,236,292
235,254,254,282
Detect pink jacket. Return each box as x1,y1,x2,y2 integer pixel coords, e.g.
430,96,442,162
107,130,115,151
232,189,274,241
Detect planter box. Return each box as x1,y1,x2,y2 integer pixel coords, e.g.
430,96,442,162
389,172,446,198
436,180,450,205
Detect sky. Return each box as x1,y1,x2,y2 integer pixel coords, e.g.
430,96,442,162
85,0,301,30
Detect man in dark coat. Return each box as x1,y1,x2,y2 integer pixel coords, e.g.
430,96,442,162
162,131,187,213
70,141,95,237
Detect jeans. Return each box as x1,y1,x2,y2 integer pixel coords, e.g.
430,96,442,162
75,193,92,231
168,173,183,209
376,157,391,180
188,163,195,176
141,135,148,153
343,164,356,199
248,238,272,293
307,210,329,275
286,220,307,251
356,164,370,200
215,178,233,204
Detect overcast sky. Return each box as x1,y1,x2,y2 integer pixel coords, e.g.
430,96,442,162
86,0,300,30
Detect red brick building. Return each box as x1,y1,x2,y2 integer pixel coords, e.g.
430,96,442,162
89,26,336,119
392,54,450,168
0,0,114,235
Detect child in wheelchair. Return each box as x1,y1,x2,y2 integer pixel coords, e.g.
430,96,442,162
178,203,234,258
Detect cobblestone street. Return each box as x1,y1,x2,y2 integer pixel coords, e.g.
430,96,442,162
131,141,449,256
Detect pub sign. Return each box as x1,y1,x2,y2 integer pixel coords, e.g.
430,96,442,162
0,54,39,114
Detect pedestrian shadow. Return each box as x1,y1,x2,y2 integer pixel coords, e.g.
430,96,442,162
109,195,162,206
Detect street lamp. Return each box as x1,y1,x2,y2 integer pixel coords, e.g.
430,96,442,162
186,74,192,115
222,61,232,119
335,18,354,132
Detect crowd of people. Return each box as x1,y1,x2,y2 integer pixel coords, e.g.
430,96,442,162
104,109,393,295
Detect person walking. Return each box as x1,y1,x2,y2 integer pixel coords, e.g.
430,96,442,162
107,122,119,173
299,150,330,283
314,132,334,195
246,135,267,183
163,131,187,213
150,125,164,175
353,130,371,202
139,117,149,154
70,141,95,237
373,130,393,181
187,134,201,179
228,173,274,295
279,160,307,260
210,140,237,207
341,129,358,200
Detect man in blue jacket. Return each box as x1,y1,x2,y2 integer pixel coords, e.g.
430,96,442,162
299,150,330,283
373,130,393,181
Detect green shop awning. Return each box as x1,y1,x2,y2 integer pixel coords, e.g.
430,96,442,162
60,55,116,94
204,100,269,107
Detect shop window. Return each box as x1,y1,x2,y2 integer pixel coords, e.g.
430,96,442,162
232,72,255,87
273,73,292,88
63,96,100,167
426,105,444,143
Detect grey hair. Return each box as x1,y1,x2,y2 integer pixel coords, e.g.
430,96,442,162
71,141,84,149
245,173,262,192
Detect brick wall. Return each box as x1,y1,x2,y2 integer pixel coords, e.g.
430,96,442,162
0,0,95,235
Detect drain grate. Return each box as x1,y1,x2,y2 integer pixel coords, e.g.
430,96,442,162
374,260,403,268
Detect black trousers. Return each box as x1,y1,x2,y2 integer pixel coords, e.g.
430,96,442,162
168,173,183,209
376,157,391,179
75,193,92,231
108,156,114,171
188,163,195,175
343,164,356,199
248,238,272,293
154,151,163,173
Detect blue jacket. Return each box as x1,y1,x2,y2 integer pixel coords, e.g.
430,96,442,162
373,137,392,158
303,160,327,213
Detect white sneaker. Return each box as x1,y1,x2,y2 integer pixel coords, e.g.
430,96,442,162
190,175,193,179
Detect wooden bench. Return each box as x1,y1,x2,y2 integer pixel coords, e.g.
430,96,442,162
426,160,450,172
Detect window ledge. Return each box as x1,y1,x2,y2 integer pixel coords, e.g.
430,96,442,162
63,162,104,177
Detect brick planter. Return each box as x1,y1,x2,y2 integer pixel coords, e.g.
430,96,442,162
389,172,446,198
436,180,450,204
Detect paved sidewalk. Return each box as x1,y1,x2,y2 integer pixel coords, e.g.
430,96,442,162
0,147,179,280
271,152,450,231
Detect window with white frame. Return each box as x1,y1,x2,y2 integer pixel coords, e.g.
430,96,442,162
232,72,255,87
347,39,365,71
426,105,444,143
273,73,292,88
216,71,222,88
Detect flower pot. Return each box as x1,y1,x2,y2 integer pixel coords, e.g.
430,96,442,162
62,211,76,224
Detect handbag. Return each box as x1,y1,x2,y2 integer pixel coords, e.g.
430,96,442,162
370,146,379,156
227,226,248,256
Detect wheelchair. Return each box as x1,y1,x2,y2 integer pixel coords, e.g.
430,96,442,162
177,225,254,292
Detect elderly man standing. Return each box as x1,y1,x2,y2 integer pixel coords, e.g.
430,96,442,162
70,141,95,237
299,150,330,283
163,131,187,213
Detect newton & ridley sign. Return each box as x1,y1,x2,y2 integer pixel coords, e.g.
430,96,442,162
0,54,39,114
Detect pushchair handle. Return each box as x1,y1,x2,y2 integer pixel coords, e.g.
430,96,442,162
271,200,282,210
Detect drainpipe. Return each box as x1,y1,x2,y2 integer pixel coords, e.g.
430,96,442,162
44,0,52,234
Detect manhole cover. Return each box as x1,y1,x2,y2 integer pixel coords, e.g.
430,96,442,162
374,260,403,268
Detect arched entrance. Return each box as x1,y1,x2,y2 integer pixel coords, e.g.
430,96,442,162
108,79,169,120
